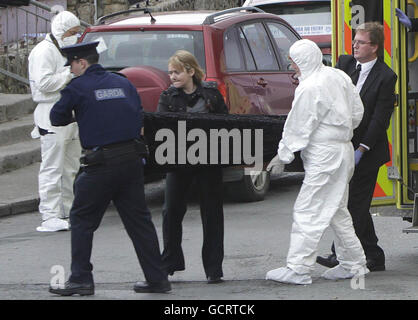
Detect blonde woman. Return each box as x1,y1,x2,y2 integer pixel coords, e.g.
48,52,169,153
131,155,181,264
157,50,228,284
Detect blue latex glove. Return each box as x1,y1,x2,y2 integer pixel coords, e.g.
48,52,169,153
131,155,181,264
354,149,363,166
396,8,412,29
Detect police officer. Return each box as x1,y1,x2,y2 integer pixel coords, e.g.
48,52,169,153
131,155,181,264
48,42,170,296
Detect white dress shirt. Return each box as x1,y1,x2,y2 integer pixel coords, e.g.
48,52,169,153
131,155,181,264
356,58,377,92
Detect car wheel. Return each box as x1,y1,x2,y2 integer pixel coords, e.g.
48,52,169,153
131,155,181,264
226,170,270,202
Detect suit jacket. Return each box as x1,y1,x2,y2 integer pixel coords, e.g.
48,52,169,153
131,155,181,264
411,18,418,32
335,55,397,170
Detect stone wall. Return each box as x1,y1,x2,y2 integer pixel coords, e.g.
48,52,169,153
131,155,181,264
67,0,129,25
0,52,30,94
67,0,245,24
152,0,244,12
0,0,245,93
67,0,96,24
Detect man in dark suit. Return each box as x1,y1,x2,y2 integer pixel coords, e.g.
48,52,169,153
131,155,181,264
317,22,397,272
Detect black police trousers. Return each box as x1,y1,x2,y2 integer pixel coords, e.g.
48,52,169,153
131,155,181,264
161,167,224,278
69,157,167,284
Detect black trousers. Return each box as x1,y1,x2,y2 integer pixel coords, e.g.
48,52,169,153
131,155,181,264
69,158,167,284
162,167,224,278
332,165,385,263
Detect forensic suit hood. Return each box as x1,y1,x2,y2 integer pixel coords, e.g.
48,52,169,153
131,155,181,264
51,11,80,47
289,38,323,81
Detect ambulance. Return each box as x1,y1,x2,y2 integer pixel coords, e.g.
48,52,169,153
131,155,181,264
332,0,418,233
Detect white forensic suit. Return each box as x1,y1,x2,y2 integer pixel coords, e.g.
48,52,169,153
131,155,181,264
28,11,82,232
266,39,368,284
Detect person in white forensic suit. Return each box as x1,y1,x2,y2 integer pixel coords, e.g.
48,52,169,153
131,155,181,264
265,39,368,284
28,11,82,232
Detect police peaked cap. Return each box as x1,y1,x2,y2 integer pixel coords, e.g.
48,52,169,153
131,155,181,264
62,41,99,66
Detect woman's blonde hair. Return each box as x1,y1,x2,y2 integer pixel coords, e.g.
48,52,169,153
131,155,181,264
168,50,205,84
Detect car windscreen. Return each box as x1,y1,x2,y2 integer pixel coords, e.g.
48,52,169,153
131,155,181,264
259,3,331,37
82,30,205,72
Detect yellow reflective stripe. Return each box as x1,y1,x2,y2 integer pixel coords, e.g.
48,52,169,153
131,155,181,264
374,0,395,200
383,0,393,67
344,0,352,55
377,166,394,197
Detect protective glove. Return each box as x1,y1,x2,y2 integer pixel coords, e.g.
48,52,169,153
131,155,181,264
354,149,363,166
266,154,285,175
395,8,412,29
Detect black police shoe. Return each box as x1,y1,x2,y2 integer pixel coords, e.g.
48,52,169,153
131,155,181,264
165,267,185,276
207,276,224,284
163,262,186,276
134,280,171,293
49,281,95,296
316,253,339,268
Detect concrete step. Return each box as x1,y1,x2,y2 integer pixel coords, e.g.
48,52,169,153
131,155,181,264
0,114,34,147
0,162,39,217
0,94,41,217
0,139,41,174
0,93,35,123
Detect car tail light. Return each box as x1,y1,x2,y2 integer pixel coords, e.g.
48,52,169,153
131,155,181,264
205,77,228,105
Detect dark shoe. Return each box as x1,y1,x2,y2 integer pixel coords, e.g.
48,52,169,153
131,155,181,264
163,260,185,276
134,280,171,293
316,254,339,268
49,281,94,296
367,259,385,272
166,267,185,276
207,276,224,284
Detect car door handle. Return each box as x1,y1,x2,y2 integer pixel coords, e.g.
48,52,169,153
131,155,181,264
290,73,299,85
257,78,268,87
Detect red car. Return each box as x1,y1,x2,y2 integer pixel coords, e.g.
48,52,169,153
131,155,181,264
81,7,302,201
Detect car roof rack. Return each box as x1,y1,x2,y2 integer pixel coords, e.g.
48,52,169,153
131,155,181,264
95,7,153,25
202,6,265,25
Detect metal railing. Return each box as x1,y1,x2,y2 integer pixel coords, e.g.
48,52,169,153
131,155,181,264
0,0,90,87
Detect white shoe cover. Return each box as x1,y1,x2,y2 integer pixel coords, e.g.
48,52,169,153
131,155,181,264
322,265,369,280
266,267,312,285
36,218,69,232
